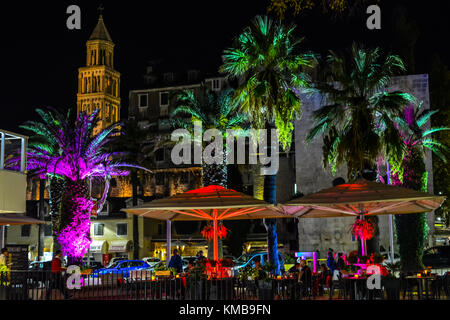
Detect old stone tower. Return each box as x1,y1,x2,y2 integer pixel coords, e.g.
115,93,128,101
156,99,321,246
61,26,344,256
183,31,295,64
77,14,121,134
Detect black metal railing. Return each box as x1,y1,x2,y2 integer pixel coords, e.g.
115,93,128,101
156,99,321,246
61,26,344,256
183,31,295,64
1,270,449,301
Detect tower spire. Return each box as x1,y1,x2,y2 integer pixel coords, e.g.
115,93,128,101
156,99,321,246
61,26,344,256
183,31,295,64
89,6,113,42
98,4,104,17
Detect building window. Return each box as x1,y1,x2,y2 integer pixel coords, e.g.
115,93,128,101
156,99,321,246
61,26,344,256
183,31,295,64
116,223,128,236
44,224,52,237
212,79,221,91
160,92,169,106
163,73,174,82
21,225,31,237
94,223,105,236
188,70,198,81
138,94,148,108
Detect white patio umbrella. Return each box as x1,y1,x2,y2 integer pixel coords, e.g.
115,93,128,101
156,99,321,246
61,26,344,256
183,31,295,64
123,185,289,262
280,179,446,260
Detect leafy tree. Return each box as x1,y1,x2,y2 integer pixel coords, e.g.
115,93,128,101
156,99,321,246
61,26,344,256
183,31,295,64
221,15,316,274
267,0,379,20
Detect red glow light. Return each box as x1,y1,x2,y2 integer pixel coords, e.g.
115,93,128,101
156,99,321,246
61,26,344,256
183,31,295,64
186,185,237,194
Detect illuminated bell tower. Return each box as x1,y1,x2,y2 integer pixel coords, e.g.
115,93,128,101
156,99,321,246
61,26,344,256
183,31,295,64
77,13,121,135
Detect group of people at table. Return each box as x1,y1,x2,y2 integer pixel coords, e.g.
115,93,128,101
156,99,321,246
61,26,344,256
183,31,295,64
285,249,390,298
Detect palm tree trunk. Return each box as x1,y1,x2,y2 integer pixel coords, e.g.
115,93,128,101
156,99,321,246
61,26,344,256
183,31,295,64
49,177,65,253
252,164,265,200
262,125,281,275
131,171,139,259
37,178,45,260
58,179,93,265
203,152,228,259
393,147,428,272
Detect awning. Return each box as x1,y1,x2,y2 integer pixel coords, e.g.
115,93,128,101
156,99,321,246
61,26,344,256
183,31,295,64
0,213,46,226
90,240,108,253
108,240,132,253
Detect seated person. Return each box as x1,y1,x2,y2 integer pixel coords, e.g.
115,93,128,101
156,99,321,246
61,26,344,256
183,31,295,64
298,260,312,284
296,260,312,297
318,264,331,293
336,253,346,270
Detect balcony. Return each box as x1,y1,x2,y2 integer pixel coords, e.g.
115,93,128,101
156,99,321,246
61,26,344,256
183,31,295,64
0,129,28,213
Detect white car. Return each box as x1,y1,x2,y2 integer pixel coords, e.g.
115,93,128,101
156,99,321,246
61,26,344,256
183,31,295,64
142,257,161,268
380,252,400,265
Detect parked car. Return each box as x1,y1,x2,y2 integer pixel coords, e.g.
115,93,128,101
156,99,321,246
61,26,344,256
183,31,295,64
145,259,189,272
223,255,236,262
232,252,285,275
82,261,103,270
105,257,127,268
422,246,450,269
142,257,161,268
94,260,150,278
29,261,52,271
146,261,166,271
182,256,198,265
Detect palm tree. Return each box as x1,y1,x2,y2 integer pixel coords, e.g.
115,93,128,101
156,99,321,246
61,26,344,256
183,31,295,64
9,108,147,263
307,43,416,254
221,15,316,274
110,119,156,259
167,86,249,187
18,108,73,253
389,102,449,272
166,86,249,260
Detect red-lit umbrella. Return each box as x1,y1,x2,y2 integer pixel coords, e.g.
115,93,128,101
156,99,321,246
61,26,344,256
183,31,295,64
280,179,445,258
123,185,288,261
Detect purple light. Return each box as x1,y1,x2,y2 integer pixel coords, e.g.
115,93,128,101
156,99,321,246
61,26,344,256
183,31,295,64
57,196,93,259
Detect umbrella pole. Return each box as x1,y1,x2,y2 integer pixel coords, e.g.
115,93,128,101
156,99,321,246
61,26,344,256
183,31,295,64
213,219,218,261
360,214,366,256
386,161,395,264
166,220,171,268
389,215,395,263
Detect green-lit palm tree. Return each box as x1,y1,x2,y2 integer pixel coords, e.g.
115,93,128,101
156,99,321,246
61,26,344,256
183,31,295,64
167,86,249,187
166,86,249,260
221,15,316,274
307,43,416,179
390,102,450,272
307,44,416,255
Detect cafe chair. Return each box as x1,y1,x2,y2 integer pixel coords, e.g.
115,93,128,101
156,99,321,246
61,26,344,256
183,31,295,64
329,273,346,300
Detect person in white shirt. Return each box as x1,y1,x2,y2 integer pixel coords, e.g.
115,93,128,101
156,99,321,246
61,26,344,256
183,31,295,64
0,248,9,266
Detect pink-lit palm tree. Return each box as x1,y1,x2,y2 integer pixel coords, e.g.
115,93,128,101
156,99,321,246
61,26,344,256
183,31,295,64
9,108,149,262
378,102,449,272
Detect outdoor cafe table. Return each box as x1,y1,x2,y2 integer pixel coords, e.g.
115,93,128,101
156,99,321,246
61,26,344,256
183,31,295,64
342,275,369,300
405,275,437,300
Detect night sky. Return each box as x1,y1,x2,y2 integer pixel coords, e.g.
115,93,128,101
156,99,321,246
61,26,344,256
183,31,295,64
0,0,448,133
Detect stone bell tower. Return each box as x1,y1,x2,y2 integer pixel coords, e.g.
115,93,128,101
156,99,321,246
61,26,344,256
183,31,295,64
77,11,121,135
